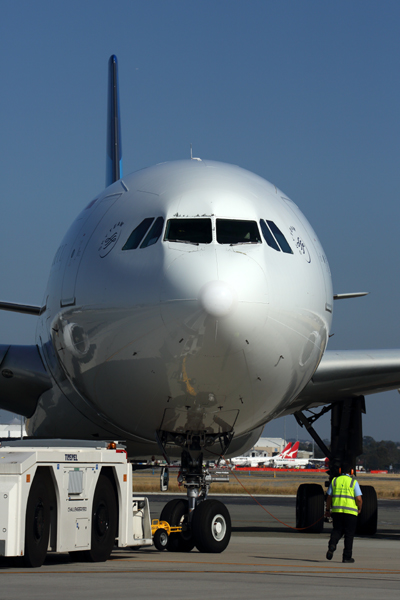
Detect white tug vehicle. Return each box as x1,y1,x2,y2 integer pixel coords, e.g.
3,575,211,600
0,440,153,567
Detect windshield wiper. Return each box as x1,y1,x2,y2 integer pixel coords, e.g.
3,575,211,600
229,241,260,246
167,239,200,246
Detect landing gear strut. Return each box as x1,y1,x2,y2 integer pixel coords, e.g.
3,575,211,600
294,396,378,535
156,431,232,553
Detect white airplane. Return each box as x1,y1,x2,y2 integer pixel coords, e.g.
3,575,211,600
1,55,399,551
254,441,301,467
231,441,294,467
254,441,321,468
274,456,311,469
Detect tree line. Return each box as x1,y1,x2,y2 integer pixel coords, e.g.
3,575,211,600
358,436,400,471
301,437,400,471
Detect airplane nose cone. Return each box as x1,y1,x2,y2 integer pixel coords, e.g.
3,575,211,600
199,280,236,317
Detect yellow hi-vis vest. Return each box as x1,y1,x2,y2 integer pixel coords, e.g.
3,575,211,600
331,474,358,515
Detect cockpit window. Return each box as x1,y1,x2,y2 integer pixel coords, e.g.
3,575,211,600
164,218,212,244
122,218,154,250
266,220,293,254
216,219,261,245
260,220,280,251
260,219,293,254
140,217,164,249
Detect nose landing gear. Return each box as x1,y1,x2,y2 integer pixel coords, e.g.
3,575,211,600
156,431,232,553
159,498,195,552
192,498,231,553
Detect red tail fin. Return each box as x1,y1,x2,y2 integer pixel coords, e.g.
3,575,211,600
278,442,292,458
286,441,299,458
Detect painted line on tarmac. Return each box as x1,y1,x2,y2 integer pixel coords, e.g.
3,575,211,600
2,560,398,576
111,557,400,572
1,568,400,577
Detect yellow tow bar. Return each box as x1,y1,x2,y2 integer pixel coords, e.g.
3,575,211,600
151,519,183,551
151,519,182,536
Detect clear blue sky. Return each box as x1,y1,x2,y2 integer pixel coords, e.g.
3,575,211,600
1,1,400,442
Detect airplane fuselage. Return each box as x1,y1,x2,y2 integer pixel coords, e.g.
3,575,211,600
31,160,333,458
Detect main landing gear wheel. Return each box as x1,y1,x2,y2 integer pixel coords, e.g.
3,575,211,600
356,485,378,535
71,474,117,562
160,499,195,552
296,483,324,533
24,472,51,568
192,499,231,553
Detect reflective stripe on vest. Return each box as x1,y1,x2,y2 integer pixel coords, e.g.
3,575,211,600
331,475,358,515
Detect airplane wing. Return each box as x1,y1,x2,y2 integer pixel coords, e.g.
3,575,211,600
285,349,400,414
0,345,52,417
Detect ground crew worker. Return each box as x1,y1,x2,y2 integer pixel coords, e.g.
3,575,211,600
325,462,363,563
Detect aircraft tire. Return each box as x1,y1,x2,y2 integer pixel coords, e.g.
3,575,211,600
160,499,195,552
153,528,169,551
192,499,231,553
296,483,324,533
356,485,377,535
23,472,51,568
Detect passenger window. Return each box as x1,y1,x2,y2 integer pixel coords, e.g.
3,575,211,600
164,218,212,244
122,218,154,250
140,217,164,248
216,219,261,245
266,220,293,254
260,220,280,251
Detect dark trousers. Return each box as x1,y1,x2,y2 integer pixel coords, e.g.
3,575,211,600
329,512,357,559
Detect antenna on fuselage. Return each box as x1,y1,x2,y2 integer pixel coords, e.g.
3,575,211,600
190,143,202,161
106,55,123,187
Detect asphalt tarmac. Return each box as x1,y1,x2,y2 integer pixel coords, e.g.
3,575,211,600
1,494,399,599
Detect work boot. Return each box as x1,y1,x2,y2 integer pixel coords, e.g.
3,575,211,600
326,545,335,560
342,557,355,563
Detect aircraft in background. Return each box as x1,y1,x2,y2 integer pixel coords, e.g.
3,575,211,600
1,55,400,552
259,441,301,466
264,441,302,466
281,441,299,460
231,441,296,467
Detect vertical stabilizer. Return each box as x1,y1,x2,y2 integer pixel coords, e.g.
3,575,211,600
106,55,122,187
278,442,292,458
286,441,299,458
